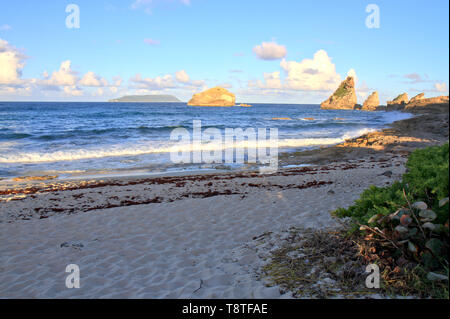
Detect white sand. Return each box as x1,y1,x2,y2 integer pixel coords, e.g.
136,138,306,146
0,157,407,298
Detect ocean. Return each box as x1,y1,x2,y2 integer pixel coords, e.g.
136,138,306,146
0,102,412,179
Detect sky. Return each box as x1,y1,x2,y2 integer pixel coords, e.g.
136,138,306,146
0,0,448,103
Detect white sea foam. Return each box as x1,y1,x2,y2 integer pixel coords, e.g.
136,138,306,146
0,128,376,164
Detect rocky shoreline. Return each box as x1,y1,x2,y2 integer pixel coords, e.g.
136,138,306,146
281,103,449,166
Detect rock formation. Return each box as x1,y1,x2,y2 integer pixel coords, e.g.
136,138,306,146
187,87,236,107
409,93,425,103
320,76,358,110
387,93,409,110
362,91,380,111
405,95,449,109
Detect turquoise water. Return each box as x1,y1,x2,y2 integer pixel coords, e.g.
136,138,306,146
0,102,411,178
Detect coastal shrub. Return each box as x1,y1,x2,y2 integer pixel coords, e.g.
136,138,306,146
333,143,449,225
333,182,405,226
332,143,449,296
403,143,449,223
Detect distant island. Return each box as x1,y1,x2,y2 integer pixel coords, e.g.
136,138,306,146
108,95,181,103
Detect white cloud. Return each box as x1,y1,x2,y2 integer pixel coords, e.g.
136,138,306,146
434,82,448,93
0,39,26,85
253,41,287,60
249,50,360,97
42,60,79,86
130,73,175,89
280,50,341,91
130,70,205,92
251,71,283,89
110,87,118,94
63,86,83,96
175,70,190,83
79,71,108,87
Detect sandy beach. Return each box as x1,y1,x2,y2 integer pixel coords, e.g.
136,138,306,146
2,104,447,299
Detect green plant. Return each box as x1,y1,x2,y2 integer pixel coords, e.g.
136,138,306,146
404,143,449,223
333,143,449,229
332,143,449,296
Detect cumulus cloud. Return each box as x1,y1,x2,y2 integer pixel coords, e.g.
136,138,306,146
0,39,127,99
41,60,79,87
79,71,108,87
0,39,207,100
175,70,190,83
250,49,360,96
130,70,205,92
250,71,283,89
0,39,27,85
63,86,84,96
434,82,448,93
130,73,175,89
253,41,287,60
279,50,341,91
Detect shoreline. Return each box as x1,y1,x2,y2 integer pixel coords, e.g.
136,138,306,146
0,107,412,182
0,103,448,298
0,113,412,186
1,104,444,192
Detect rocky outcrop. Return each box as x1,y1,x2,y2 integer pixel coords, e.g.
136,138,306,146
387,93,409,110
187,87,236,106
409,93,425,103
405,95,449,109
361,91,380,111
320,76,358,110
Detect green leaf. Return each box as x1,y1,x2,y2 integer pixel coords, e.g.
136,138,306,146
425,238,444,255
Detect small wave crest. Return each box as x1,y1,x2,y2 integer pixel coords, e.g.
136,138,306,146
0,127,376,164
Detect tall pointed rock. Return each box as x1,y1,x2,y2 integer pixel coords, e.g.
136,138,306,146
320,76,358,110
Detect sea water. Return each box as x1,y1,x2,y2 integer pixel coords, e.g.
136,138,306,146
0,102,412,178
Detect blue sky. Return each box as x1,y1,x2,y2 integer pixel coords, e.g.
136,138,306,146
0,0,448,103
